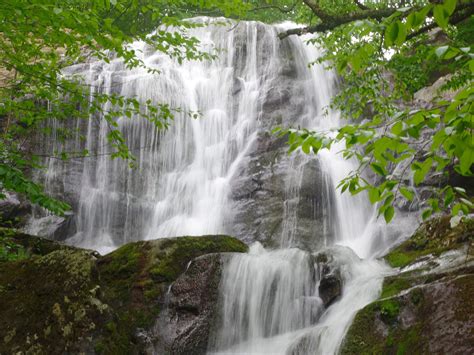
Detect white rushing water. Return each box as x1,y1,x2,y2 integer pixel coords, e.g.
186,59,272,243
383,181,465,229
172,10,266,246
30,18,417,354
207,23,395,355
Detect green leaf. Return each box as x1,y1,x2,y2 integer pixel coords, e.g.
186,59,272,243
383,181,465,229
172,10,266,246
394,22,407,46
413,158,433,185
385,21,399,47
459,147,473,175
444,187,454,207
422,208,433,220
368,188,380,204
371,162,387,176
400,187,414,201
433,5,449,29
443,0,457,16
406,13,417,30
384,206,395,223
391,121,403,135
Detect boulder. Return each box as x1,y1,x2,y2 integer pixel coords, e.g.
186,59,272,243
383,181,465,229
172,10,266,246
318,274,342,308
23,212,76,241
314,251,343,308
154,253,232,354
0,231,247,354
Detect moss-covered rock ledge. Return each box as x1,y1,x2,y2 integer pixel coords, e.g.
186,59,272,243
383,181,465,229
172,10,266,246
341,216,474,354
0,230,247,354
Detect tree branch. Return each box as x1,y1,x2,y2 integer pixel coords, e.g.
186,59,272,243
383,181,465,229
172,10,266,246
354,0,369,11
407,3,474,40
279,1,474,40
302,0,331,21
278,8,395,39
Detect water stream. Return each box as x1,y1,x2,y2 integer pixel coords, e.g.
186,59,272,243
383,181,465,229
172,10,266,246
29,18,417,354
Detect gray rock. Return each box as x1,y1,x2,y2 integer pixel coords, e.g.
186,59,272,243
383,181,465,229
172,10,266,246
24,212,76,241
314,251,343,308
0,193,31,228
155,253,232,355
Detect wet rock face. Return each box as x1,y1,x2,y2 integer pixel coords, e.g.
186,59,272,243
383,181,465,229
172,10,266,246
314,251,343,308
318,274,342,308
155,253,230,355
24,213,76,241
341,216,474,354
229,35,337,250
341,271,474,355
231,138,337,250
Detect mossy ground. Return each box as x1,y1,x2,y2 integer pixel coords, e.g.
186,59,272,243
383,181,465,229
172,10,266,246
0,232,247,354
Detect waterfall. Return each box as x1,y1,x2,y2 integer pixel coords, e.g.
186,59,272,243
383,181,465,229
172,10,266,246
29,18,417,354
205,24,395,354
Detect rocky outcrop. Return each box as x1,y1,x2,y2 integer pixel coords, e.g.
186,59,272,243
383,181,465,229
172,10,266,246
0,230,247,354
314,251,343,308
341,216,474,354
154,253,231,354
0,193,31,228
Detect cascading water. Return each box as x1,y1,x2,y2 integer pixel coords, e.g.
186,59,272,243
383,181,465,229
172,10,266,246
205,25,396,354
28,18,417,354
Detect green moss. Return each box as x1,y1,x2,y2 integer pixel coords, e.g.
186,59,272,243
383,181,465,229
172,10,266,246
340,302,385,355
343,217,473,354
149,236,247,282
381,276,413,298
410,288,424,306
385,216,473,268
380,299,400,324
0,246,103,354
385,251,417,268
341,296,426,355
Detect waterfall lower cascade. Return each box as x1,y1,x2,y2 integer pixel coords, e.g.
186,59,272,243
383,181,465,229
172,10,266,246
30,18,416,354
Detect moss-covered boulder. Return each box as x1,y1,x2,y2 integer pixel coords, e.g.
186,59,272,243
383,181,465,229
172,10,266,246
0,231,247,354
385,215,473,268
341,216,474,354
0,233,103,354
95,236,247,353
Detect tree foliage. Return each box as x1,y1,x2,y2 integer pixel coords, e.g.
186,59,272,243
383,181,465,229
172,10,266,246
275,0,473,222
0,0,247,215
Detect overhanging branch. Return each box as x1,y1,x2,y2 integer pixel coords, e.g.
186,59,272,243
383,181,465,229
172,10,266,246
278,8,395,39
279,1,474,40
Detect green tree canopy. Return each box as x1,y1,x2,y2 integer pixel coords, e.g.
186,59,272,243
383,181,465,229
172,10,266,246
275,0,473,222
